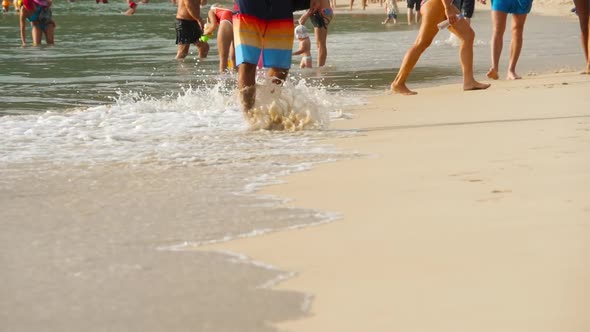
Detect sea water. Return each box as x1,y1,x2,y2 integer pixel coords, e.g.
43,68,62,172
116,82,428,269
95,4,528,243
0,1,583,330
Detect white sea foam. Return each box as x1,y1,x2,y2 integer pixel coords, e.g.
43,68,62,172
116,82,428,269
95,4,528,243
0,79,361,169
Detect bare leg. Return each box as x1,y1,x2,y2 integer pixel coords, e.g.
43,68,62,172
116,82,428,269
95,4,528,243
407,8,413,24
31,25,42,46
315,27,328,67
45,24,55,45
238,63,257,113
391,0,443,95
175,44,189,59
449,19,491,90
507,13,527,80
217,21,233,72
573,0,590,73
487,10,507,80
267,67,289,86
350,0,353,10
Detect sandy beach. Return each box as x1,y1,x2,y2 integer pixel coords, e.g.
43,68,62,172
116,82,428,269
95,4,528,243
205,2,590,332
206,69,590,331
201,4,590,331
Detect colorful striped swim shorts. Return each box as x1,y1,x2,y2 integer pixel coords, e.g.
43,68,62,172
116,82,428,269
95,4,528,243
233,0,295,69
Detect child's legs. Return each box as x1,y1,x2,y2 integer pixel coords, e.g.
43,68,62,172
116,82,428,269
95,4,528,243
176,44,190,59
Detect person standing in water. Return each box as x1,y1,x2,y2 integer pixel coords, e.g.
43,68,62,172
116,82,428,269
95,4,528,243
574,0,590,73
233,0,320,114
19,0,55,46
175,0,209,59
202,3,235,72
390,0,490,95
298,0,333,67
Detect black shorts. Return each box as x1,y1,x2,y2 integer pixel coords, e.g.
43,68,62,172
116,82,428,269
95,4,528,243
407,0,421,11
452,0,475,18
175,19,202,45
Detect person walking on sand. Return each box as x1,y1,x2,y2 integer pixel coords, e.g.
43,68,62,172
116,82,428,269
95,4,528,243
390,0,490,95
202,3,235,72
574,0,590,73
233,0,320,115
298,0,333,67
485,0,532,80
175,0,209,59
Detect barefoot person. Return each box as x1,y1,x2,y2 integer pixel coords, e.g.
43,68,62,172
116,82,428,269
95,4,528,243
486,0,532,80
202,3,235,72
233,0,320,115
175,0,209,59
19,0,55,46
574,0,590,73
298,0,333,67
391,0,490,95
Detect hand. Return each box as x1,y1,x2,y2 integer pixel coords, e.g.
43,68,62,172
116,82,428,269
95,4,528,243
445,8,458,24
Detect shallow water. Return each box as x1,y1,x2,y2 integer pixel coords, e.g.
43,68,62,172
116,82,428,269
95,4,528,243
0,1,585,330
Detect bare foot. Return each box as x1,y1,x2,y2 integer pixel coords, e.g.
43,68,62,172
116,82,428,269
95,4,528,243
582,65,590,74
507,71,522,80
391,82,418,95
464,81,491,91
486,68,499,80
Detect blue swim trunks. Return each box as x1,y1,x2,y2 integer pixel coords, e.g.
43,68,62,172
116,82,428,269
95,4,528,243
233,0,294,69
491,0,532,14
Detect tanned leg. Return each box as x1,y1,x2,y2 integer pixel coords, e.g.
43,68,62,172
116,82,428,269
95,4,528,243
217,21,233,72
175,44,189,59
315,27,328,67
391,1,442,95
507,13,527,80
32,25,42,46
574,0,590,73
238,63,257,113
45,24,55,45
487,10,507,80
449,19,491,90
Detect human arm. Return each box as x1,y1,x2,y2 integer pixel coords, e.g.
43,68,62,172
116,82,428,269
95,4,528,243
203,9,217,35
440,0,458,24
298,9,311,25
19,8,27,46
293,43,305,55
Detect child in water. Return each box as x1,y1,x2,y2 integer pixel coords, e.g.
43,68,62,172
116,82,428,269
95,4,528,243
19,0,55,46
293,25,312,68
382,0,399,24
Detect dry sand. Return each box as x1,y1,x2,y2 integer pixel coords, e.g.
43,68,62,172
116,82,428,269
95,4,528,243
205,2,589,331
207,70,590,332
